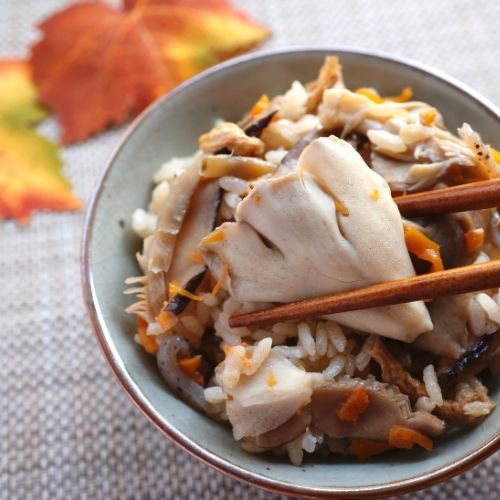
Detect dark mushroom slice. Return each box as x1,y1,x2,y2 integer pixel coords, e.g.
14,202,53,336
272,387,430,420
273,129,325,176
370,334,497,429
434,380,495,427
438,331,500,391
311,376,445,441
370,337,427,404
255,407,312,449
244,110,278,138
162,180,222,316
157,335,208,413
165,270,206,316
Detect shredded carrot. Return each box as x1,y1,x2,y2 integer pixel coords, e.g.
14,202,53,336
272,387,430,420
167,257,228,304
136,316,158,354
404,226,444,272
347,439,394,459
337,387,370,423
420,108,438,126
371,189,380,201
169,280,206,302
388,425,433,451
202,227,225,245
178,354,204,384
388,86,413,102
157,310,179,332
250,94,269,118
189,250,205,265
489,146,500,164
464,228,485,253
355,86,413,104
266,370,277,387
178,354,202,375
355,87,383,104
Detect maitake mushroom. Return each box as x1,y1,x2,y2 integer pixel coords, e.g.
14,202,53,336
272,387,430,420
201,136,432,342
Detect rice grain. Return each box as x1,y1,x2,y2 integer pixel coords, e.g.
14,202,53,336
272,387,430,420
323,354,346,379
423,364,443,406
298,322,316,357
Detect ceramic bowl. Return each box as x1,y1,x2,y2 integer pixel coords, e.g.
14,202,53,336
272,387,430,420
82,48,500,497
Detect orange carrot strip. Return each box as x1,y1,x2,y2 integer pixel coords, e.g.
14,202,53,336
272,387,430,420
337,387,370,423
388,425,433,451
355,86,413,104
136,316,158,354
404,226,444,272
250,94,270,118
420,108,438,126
178,355,204,385
169,281,206,301
347,439,394,459
178,354,202,376
355,87,383,103
387,86,413,102
167,256,228,303
157,310,179,331
464,229,485,253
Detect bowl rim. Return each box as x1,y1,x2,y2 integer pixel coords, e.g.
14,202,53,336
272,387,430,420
81,46,500,498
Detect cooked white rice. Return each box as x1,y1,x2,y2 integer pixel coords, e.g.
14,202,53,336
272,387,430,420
423,364,443,406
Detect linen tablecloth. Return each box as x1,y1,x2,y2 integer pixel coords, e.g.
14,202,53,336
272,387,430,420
1,0,499,498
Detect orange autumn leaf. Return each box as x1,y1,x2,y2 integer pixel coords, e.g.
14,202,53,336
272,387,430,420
30,0,270,144
0,61,80,223
124,0,271,80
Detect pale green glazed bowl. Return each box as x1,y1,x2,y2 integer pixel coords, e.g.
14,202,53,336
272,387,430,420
82,48,500,497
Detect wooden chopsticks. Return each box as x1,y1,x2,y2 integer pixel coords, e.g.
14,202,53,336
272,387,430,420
228,179,500,328
229,260,500,328
394,178,500,217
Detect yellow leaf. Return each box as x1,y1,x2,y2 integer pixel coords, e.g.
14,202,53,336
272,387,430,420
0,60,48,126
163,10,271,80
0,60,80,223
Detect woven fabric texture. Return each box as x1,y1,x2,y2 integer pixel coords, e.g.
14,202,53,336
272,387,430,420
0,0,499,498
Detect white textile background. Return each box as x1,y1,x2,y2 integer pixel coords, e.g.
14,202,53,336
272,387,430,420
0,0,499,498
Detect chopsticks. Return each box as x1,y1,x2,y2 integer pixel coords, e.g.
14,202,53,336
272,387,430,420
229,260,500,328
394,178,500,217
228,179,500,327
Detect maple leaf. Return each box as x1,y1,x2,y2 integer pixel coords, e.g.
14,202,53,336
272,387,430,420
30,0,270,144
0,60,81,223
124,0,272,80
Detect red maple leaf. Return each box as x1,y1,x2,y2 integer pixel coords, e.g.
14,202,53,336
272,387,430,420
30,0,270,144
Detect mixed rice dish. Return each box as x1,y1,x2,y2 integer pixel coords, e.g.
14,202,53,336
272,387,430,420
126,57,500,464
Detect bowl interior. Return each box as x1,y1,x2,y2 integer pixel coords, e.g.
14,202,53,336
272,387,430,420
84,49,500,496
